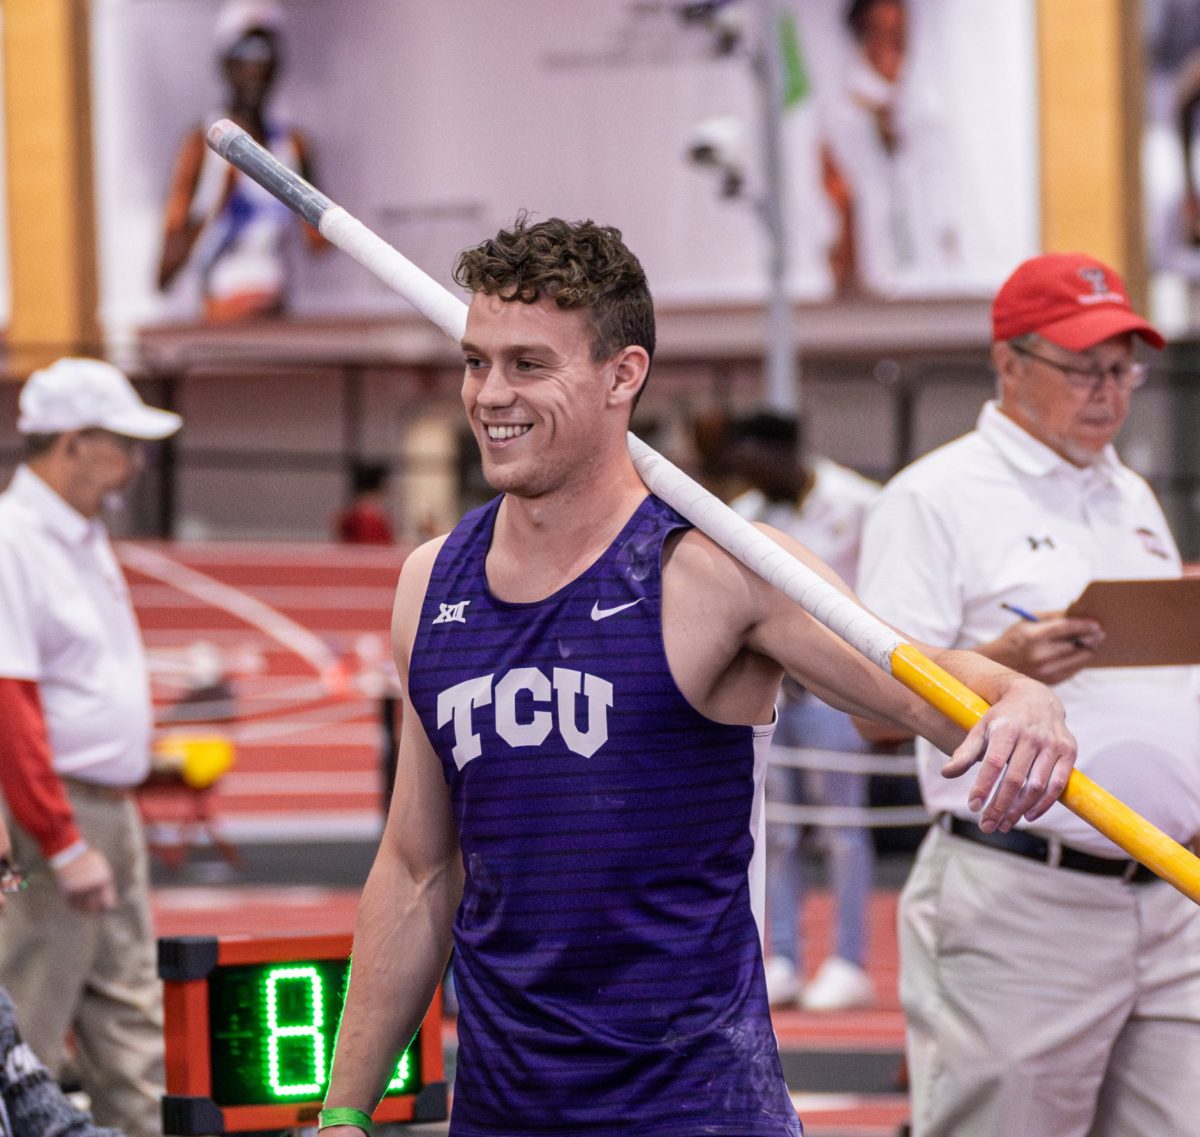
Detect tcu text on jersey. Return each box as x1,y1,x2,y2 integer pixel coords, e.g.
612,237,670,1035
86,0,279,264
437,667,615,767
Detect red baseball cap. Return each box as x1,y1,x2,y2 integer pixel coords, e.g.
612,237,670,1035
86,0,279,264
992,252,1164,351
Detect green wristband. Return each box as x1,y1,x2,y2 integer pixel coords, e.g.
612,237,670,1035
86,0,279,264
317,1107,374,1135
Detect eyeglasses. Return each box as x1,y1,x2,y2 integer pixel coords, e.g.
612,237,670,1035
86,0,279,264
0,857,26,894
1009,343,1148,395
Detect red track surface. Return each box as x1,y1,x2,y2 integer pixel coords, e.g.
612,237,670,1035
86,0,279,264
121,541,408,838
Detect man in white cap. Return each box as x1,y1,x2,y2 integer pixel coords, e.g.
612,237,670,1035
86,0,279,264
0,358,182,1137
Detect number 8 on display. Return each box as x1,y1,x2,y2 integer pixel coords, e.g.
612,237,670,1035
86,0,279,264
260,964,411,1098
265,967,327,1097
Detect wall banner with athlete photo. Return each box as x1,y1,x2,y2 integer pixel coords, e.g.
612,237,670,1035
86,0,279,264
1143,0,1200,335
90,0,1041,344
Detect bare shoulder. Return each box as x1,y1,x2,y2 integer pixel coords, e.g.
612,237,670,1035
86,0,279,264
662,519,873,723
664,521,836,615
664,524,767,604
390,536,449,670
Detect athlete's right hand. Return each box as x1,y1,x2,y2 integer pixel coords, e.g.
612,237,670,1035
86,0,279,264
54,848,118,913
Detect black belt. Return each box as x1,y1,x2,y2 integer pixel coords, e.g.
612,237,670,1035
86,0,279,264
941,815,1159,883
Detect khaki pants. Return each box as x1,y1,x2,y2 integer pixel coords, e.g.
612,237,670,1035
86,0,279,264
0,782,164,1137
900,824,1200,1137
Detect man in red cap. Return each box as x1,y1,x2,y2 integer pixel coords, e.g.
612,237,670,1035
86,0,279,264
858,253,1200,1136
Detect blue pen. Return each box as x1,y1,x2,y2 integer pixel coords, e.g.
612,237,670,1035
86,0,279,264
1001,601,1093,650
1000,601,1039,623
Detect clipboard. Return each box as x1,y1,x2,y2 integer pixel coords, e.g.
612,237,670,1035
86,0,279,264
1064,577,1200,667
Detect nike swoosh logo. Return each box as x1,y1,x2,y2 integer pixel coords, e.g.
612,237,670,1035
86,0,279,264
590,598,643,621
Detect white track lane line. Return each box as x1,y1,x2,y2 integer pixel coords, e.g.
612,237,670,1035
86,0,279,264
118,543,340,679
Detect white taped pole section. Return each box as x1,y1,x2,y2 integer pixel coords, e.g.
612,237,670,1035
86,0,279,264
319,208,468,344
626,433,905,671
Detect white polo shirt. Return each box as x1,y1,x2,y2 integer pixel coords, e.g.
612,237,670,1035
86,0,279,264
0,466,153,786
859,401,1200,856
732,457,880,590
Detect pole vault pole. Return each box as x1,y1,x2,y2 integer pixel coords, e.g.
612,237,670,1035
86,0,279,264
205,118,1200,904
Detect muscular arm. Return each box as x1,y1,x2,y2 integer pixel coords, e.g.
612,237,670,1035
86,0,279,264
665,524,1075,833
324,540,463,1119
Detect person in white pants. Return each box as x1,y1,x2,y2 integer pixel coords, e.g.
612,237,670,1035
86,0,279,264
859,252,1200,1137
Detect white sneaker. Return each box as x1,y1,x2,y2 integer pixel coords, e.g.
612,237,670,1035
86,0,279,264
801,956,875,1011
763,955,801,1007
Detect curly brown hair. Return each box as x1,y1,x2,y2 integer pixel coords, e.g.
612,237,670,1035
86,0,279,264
454,214,656,367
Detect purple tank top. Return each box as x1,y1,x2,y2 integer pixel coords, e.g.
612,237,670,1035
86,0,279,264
408,494,800,1136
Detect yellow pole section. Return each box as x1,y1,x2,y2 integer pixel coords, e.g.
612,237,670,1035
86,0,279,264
1036,0,1147,308
890,643,1200,904
2,0,100,372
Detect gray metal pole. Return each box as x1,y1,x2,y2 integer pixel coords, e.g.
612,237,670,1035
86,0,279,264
754,0,799,414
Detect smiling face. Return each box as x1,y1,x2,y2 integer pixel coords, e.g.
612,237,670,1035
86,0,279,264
460,293,647,501
994,333,1136,467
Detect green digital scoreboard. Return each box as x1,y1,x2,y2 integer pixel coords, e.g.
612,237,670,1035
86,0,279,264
159,933,447,1134
206,959,418,1106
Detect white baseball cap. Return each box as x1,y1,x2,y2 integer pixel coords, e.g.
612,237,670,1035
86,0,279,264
17,358,183,440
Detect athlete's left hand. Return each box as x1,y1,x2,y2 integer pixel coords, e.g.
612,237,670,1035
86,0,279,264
941,675,1076,833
